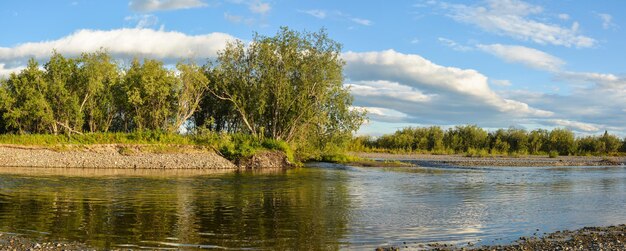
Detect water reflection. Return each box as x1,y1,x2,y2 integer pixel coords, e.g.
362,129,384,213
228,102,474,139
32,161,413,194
0,168,351,250
0,165,625,249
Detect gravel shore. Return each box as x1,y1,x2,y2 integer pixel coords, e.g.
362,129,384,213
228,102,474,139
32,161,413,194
0,144,291,170
422,224,626,251
0,233,91,251
357,152,626,167
3,225,625,250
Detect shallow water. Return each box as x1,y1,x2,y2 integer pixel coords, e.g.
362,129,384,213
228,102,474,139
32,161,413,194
0,164,625,250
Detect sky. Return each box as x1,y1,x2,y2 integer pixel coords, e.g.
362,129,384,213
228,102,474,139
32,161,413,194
1,0,625,136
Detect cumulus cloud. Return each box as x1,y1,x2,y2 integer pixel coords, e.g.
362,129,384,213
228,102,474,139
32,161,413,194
0,28,237,71
437,0,595,47
556,71,626,90
343,50,553,126
557,13,570,20
547,119,599,132
477,44,565,72
0,64,24,78
353,106,410,123
129,0,207,12
347,80,433,103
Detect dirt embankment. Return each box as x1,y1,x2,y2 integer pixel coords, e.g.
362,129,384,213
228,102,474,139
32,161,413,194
356,152,626,167
0,144,292,170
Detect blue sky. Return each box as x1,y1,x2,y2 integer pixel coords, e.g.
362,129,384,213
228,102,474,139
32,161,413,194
1,0,625,136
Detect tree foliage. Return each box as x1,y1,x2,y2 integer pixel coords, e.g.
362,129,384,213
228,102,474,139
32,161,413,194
207,27,364,144
0,27,365,159
356,125,626,156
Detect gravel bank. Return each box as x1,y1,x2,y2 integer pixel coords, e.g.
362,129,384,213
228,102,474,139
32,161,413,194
357,152,626,167
0,144,291,170
421,224,626,251
0,233,91,251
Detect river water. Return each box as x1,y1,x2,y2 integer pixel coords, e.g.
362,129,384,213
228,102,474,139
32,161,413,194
0,164,625,250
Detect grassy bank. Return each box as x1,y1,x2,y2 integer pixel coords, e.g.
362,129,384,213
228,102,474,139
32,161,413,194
0,131,294,163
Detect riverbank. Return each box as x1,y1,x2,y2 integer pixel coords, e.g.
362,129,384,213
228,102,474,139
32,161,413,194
3,225,625,250
0,233,91,251
421,224,626,251
356,152,626,167
0,144,292,169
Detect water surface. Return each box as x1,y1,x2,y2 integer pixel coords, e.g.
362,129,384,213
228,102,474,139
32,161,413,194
0,164,625,249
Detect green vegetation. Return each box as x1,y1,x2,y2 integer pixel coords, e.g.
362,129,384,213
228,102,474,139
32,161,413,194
0,27,365,162
352,126,626,157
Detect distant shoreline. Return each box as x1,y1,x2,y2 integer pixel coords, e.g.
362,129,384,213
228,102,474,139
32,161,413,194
356,152,626,167
0,144,292,170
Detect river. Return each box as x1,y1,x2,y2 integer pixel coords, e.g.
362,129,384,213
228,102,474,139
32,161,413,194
0,164,625,250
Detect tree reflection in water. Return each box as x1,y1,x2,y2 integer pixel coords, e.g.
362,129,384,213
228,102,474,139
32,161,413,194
0,168,351,250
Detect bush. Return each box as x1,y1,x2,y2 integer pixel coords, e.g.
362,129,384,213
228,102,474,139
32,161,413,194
548,150,559,158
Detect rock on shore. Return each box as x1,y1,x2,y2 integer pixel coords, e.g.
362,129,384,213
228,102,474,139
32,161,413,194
0,144,291,170
424,224,626,251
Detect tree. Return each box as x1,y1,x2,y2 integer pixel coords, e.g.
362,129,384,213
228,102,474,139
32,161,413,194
44,51,82,135
528,129,548,154
172,61,209,132
207,27,364,142
2,59,54,134
122,58,176,131
548,128,577,156
600,131,621,154
75,50,119,132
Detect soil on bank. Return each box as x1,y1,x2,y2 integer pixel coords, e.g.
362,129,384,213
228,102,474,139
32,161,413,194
357,152,626,167
0,144,292,170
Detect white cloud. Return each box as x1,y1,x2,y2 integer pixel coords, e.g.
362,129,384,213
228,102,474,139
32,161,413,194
548,119,599,132
0,28,237,65
301,9,326,19
353,106,410,123
129,0,207,12
351,18,372,26
124,14,159,29
477,44,565,71
347,80,433,103
558,13,570,20
224,12,254,25
597,13,616,30
249,1,270,14
439,0,595,47
343,50,553,124
438,37,472,51
491,79,512,87
557,71,626,90
0,64,24,78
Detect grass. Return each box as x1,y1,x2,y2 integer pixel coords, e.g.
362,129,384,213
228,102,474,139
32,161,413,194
319,153,414,167
0,131,295,162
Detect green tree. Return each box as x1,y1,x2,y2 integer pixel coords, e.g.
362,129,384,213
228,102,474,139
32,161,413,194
208,27,364,143
600,131,621,154
44,52,82,135
172,61,209,132
2,59,54,133
75,50,119,132
0,79,9,133
528,129,548,154
548,128,577,156
122,58,176,131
